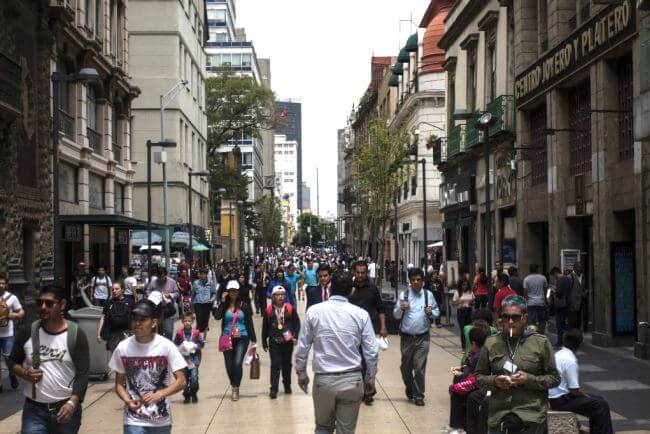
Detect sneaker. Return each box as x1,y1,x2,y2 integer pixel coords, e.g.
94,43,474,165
414,398,425,406
232,387,239,401
9,375,18,390
191,394,198,403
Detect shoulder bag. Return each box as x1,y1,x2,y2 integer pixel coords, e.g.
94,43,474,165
218,310,240,352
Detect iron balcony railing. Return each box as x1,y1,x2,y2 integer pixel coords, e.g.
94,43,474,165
432,138,448,165
113,142,122,164
0,53,21,113
59,109,75,140
87,127,102,154
465,119,483,149
486,94,515,138
447,124,466,158
49,0,76,21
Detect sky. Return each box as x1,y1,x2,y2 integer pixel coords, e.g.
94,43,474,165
237,0,431,219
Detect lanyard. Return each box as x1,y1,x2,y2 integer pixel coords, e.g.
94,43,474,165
275,306,284,326
505,336,523,361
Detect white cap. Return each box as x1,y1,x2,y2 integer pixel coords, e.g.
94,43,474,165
407,263,414,270
226,280,240,290
271,285,286,296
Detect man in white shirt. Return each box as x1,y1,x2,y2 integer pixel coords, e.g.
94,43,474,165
0,273,24,392
549,329,613,434
295,271,379,434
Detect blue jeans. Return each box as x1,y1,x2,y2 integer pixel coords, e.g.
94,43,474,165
223,337,249,387
21,399,82,434
183,366,199,397
527,306,547,334
0,335,15,357
123,426,171,434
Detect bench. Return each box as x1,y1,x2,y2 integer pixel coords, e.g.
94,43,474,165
547,410,579,434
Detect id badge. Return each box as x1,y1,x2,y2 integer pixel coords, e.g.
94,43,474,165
503,360,518,375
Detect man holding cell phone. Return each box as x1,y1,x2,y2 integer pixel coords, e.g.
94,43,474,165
475,295,560,434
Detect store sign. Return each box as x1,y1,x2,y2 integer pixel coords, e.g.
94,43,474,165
116,230,129,245
516,0,635,105
64,224,82,242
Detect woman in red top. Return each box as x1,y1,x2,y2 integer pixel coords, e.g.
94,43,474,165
473,267,489,310
177,269,193,315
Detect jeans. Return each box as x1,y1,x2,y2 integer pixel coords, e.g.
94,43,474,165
555,308,568,346
269,340,293,392
183,366,199,398
21,399,82,434
527,305,547,334
0,335,15,357
93,298,107,308
162,316,175,340
123,426,171,434
474,295,489,310
456,308,472,347
223,337,249,387
550,393,613,434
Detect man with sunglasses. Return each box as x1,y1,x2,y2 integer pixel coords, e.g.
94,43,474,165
8,285,90,434
475,295,560,434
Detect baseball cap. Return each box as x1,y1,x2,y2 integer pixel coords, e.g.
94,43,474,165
226,280,240,290
271,285,286,296
132,301,157,318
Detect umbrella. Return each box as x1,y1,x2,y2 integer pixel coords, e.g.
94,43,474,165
131,230,162,247
192,244,210,252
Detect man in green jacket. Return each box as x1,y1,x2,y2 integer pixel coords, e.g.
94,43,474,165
475,295,560,434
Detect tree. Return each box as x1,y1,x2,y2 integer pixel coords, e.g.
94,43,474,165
256,195,282,248
293,213,337,247
352,116,412,281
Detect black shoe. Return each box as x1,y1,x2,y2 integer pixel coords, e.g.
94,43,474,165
191,394,198,403
183,396,191,404
405,389,413,401
9,375,18,390
364,396,374,406
414,398,425,406
270,391,278,399
284,386,292,394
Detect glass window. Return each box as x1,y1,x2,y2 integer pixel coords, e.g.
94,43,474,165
231,53,242,67
242,152,253,167
87,87,97,131
215,32,228,42
89,174,105,209
60,163,77,203
220,53,231,67
114,183,124,214
242,53,252,68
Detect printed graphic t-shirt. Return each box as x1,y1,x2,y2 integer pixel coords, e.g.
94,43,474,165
0,292,22,338
109,334,187,427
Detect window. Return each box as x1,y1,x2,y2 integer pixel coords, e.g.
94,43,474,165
114,182,124,214
242,53,252,68
538,0,548,53
231,53,242,68
110,0,117,56
403,181,408,200
85,0,91,27
569,81,592,175
486,34,497,103
89,174,105,209
448,72,455,135
87,87,102,153
242,152,253,168
410,176,417,196
467,49,477,112
578,0,590,26
112,102,122,163
618,55,633,161
530,106,548,185
117,2,124,61
60,163,78,203
207,9,226,21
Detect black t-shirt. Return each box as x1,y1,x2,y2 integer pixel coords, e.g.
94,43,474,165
349,280,384,331
103,298,132,330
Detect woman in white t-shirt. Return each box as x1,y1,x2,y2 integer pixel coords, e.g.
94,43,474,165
123,267,139,304
91,267,112,308
451,279,475,347
109,300,186,434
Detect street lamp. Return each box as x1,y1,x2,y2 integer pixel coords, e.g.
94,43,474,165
213,188,227,261
453,109,497,274
188,170,209,276
52,68,99,287
160,80,188,269
146,139,176,277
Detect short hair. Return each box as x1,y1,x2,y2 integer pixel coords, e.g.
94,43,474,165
39,284,66,302
199,267,208,274
471,308,493,326
529,263,539,274
330,271,354,297
564,329,583,351
0,273,7,282
127,267,135,275
469,327,488,348
507,266,518,276
318,264,332,275
497,273,509,287
157,266,168,277
97,266,105,271
182,311,195,321
408,267,424,280
501,295,527,313
549,266,562,275
353,260,368,271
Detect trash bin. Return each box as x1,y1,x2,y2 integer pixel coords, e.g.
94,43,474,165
381,293,399,335
68,307,110,381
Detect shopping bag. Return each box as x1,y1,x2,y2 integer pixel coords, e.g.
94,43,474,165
249,352,260,380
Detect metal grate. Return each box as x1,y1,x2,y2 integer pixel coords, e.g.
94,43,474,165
569,81,591,175
618,55,633,161
59,109,75,139
87,127,102,154
530,106,547,185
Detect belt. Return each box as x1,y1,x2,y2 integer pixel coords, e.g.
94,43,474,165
315,369,362,377
399,331,429,338
26,397,69,413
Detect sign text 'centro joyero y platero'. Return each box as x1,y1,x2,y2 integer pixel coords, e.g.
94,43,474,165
515,0,636,106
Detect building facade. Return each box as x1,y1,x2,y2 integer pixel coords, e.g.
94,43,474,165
301,182,311,213
130,0,210,260
274,134,299,224
275,100,303,210
438,0,515,279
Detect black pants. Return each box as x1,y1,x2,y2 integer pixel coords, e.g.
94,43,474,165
474,295,489,310
457,308,472,347
269,340,293,392
555,308,568,346
550,394,613,434
449,392,468,429
255,292,267,314
466,389,488,434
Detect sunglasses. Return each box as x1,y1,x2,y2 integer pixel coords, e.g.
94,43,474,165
500,313,523,322
38,299,59,308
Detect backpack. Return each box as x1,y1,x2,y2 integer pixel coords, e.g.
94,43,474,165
397,289,434,332
108,299,131,329
0,293,12,328
265,303,293,322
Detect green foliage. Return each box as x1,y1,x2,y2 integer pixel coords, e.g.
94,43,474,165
293,213,336,247
208,156,249,202
256,195,283,247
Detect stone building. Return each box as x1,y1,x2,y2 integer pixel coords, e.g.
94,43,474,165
1,0,139,309
514,0,648,356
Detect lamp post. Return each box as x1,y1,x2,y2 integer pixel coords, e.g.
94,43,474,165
214,188,227,261
420,158,428,268
52,68,99,287
393,192,399,297
146,140,177,277
453,110,497,273
160,80,188,269
188,170,209,276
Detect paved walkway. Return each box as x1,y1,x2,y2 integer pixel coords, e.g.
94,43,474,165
0,299,458,434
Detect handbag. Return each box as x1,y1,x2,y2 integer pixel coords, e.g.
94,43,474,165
249,351,260,380
218,310,240,352
499,412,528,433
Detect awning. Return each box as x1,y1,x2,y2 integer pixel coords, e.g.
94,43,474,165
428,241,444,248
171,231,204,247
192,244,210,252
391,62,403,75
397,49,410,63
404,33,418,52
139,245,162,252
59,214,166,230
131,230,163,247
388,75,400,87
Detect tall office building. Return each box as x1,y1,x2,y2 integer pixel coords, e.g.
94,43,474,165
274,134,299,224
275,100,303,210
301,182,311,213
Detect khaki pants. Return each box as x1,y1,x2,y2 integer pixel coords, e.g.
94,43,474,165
400,333,430,400
313,372,364,434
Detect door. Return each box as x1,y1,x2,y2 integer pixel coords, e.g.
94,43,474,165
611,242,636,335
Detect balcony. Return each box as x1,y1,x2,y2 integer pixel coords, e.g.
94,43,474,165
465,119,483,149
0,53,21,117
48,0,75,22
486,94,515,138
432,138,448,165
59,109,75,140
205,41,252,48
447,125,466,158
87,127,102,154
